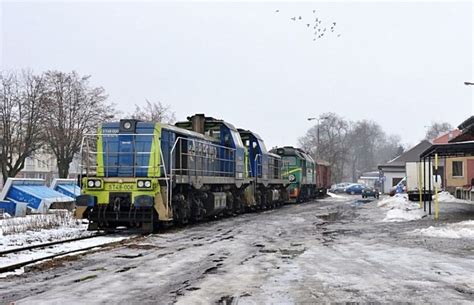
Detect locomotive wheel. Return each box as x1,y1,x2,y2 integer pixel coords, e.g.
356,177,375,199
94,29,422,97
173,202,190,226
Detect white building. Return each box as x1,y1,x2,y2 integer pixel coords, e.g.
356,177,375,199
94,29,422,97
1,149,81,188
377,140,434,194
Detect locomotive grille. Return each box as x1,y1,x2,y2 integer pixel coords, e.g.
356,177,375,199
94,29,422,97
109,192,132,210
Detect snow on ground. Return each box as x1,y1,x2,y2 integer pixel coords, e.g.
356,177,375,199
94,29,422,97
411,220,474,239
378,194,426,222
436,191,473,204
324,192,350,201
0,235,131,278
0,211,89,251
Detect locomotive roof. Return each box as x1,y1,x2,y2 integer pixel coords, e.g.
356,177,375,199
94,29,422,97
270,146,315,163
237,128,263,140
101,121,218,143
175,114,239,132
237,128,280,158
161,123,219,143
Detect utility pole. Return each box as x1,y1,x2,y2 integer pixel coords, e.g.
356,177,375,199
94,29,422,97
307,116,329,157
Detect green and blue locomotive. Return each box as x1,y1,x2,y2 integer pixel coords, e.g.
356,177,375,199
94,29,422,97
271,146,319,202
76,114,289,232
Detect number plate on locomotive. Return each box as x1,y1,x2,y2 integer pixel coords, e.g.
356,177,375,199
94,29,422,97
105,184,134,191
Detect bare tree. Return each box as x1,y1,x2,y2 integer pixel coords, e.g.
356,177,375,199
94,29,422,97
42,71,115,178
425,122,453,141
299,113,351,183
299,113,403,183
131,100,176,123
0,70,46,183
346,120,385,182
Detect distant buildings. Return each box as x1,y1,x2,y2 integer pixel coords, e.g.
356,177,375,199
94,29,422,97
377,140,432,193
0,149,80,188
440,116,474,197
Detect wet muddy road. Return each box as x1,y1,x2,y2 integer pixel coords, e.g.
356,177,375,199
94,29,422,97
1,196,474,304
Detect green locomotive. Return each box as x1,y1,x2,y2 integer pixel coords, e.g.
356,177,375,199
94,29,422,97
271,146,317,202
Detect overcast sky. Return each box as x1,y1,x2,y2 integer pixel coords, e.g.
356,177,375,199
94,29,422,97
1,1,473,148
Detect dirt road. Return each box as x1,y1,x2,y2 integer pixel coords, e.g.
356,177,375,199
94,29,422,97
1,196,473,304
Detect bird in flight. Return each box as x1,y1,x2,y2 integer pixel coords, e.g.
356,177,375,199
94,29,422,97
275,8,341,42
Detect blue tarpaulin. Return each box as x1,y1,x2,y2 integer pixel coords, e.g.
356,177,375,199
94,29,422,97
0,178,75,213
50,179,81,198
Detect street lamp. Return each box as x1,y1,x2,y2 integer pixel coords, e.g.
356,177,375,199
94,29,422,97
307,116,329,156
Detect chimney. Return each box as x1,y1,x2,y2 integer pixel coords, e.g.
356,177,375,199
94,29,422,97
190,114,206,134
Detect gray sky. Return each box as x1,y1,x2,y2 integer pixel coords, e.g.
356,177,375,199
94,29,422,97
1,1,473,148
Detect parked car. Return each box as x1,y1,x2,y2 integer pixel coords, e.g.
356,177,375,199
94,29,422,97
345,183,366,195
362,187,379,198
330,182,352,193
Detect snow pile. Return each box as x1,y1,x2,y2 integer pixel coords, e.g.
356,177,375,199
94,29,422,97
377,194,408,208
383,208,426,222
0,210,84,236
378,194,426,222
436,191,472,203
325,192,349,201
412,220,474,239
0,226,91,250
0,210,89,250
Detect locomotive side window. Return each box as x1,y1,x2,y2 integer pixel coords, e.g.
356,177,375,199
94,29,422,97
231,130,244,147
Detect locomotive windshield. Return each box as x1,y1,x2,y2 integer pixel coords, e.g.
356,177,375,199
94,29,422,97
284,156,297,166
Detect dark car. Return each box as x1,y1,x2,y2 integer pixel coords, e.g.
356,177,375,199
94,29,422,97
362,187,379,198
345,184,365,195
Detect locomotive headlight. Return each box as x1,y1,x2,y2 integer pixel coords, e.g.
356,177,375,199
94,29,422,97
137,179,152,189
94,180,102,188
123,121,132,130
88,180,95,187
288,174,296,182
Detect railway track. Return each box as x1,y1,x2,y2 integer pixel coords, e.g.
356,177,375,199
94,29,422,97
0,233,135,274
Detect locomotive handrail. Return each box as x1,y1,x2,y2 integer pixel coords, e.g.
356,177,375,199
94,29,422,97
169,136,237,209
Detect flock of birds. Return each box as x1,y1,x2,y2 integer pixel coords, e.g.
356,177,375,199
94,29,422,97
275,9,341,42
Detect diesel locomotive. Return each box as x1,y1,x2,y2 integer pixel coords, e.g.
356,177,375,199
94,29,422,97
271,146,331,202
76,114,295,232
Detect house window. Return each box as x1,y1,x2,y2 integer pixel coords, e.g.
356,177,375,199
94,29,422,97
392,177,403,186
452,161,463,177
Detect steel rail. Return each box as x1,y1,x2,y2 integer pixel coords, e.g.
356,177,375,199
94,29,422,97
0,233,107,256
0,244,112,273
